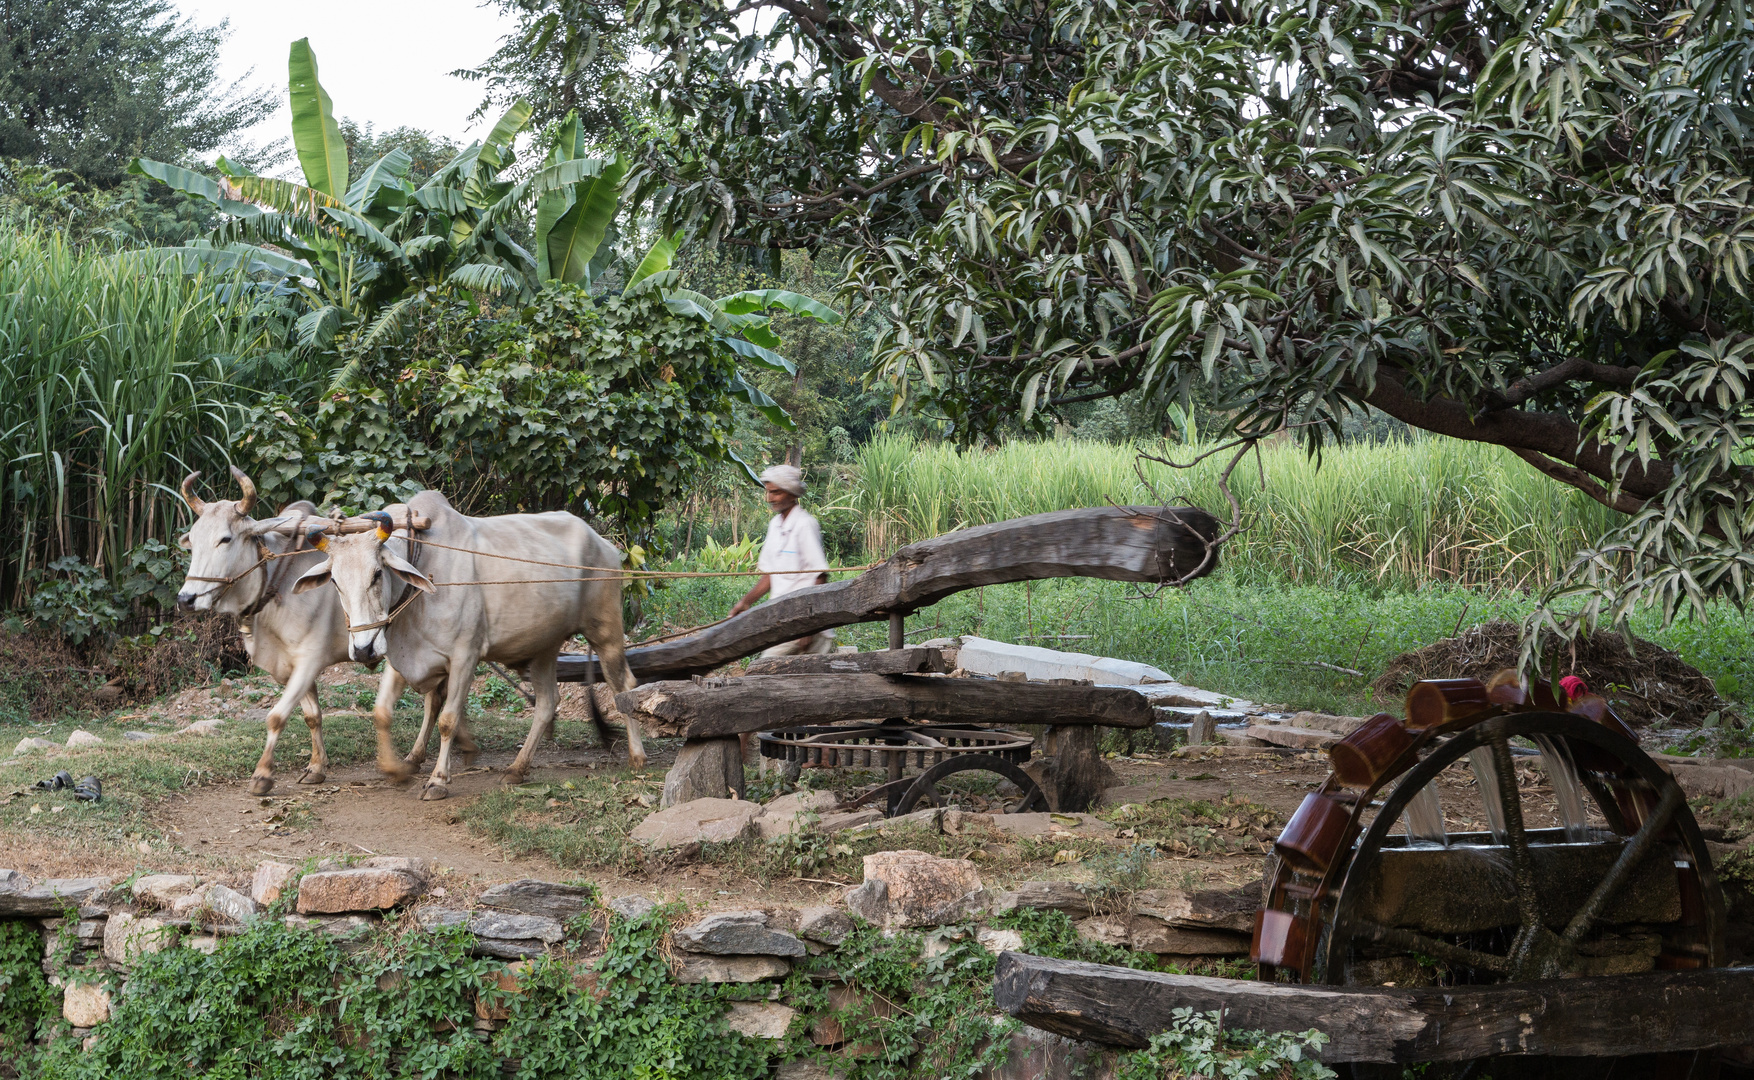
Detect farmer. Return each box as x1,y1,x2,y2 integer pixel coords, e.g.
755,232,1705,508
728,463,835,656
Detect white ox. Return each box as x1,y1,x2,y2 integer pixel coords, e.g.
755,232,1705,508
292,490,639,800
175,467,420,795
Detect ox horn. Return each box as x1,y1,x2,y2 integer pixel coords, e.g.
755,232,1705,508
229,465,258,514
181,472,206,513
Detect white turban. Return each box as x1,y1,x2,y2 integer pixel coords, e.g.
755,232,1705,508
758,464,805,496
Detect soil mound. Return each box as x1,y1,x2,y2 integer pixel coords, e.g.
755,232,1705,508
1373,619,1726,727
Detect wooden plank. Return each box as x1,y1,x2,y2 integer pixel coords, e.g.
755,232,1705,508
560,506,1219,683
993,953,1754,1062
743,647,949,677
614,674,1154,739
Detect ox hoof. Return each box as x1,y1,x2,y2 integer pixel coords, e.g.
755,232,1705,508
420,783,450,801
248,776,275,796
402,754,426,768
298,769,327,785
380,761,416,783
456,747,481,768
628,753,648,773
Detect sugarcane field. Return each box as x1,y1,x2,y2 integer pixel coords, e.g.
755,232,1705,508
3,2,1754,1078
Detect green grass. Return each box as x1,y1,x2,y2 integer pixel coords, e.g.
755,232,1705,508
641,571,1754,716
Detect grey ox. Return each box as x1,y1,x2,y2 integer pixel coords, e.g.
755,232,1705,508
176,467,417,795
292,490,640,799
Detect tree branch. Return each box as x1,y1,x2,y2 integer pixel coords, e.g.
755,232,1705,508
1494,357,1640,407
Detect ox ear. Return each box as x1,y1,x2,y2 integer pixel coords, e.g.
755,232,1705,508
381,549,436,594
292,560,333,595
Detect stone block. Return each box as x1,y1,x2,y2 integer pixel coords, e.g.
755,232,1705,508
283,913,379,940
251,861,298,906
797,906,854,946
132,874,200,908
61,981,110,1026
660,737,746,807
103,913,178,964
173,883,257,927
184,934,219,954
674,911,805,957
1075,916,1131,948
1245,724,1338,750
0,875,111,917
859,850,983,928
479,879,598,921
976,928,1023,954
725,1001,797,1039
1187,711,1217,746
990,881,1096,918
818,809,884,833
472,939,549,960
670,954,790,983
607,894,657,921
630,798,761,849
1133,884,1259,934
470,911,565,944
65,730,102,748
294,868,425,914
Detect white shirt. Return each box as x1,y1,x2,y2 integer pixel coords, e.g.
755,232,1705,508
758,505,829,600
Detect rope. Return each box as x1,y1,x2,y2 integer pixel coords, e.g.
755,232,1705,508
405,536,875,580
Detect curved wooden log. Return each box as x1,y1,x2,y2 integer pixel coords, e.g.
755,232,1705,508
561,505,1219,683
993,952,1754,1062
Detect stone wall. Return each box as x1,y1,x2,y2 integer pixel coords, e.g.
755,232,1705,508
0,850,1261,1075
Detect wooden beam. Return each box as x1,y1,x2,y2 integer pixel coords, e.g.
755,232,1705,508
559,506,1219,683
993,953,1754,1062
614,674,1154,739
744,647,949,677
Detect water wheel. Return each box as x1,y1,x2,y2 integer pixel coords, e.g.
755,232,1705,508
1254,675,1731,1078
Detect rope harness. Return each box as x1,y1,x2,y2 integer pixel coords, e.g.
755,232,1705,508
182,534,325,624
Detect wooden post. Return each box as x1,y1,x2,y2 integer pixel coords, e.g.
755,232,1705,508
888,612,905,651
1052,725,1109,812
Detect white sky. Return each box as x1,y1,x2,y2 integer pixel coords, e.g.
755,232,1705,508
176,0,522,166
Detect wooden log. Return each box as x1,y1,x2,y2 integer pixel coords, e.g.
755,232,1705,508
993,952,1754,1061
614,674,1154,739
560,506,1220,683
744,648,949,677
1050,725,1111,813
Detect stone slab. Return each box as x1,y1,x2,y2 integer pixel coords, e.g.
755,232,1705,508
1245,724,1339,750
295,868,425,914
724,1001,797,1039
0,875,111,917
674,911,806,957
956,636,1174,685
670,954,791,983
479,879,598,921
630,798,761,849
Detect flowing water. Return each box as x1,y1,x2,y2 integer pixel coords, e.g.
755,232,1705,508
1533,734,1592,842
1403,785,1448,845
1467,747,1510,844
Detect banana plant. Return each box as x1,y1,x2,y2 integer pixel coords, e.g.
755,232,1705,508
620,229,842,442
128,40,623,366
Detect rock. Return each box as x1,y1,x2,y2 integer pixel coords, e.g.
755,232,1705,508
65,730,102,748
977,928,1023,954
475,962,528,1020
61,982,111,1026
817,809,884,833
1129,918,1252,956
955,636,1176,685
842,879,886,924
184,933,219,954
132,874,200,908
1187,711,1217,746
1134,884,1260,934
725,1001,797,1039
990,881,1096,918
673,911,805,957
472,939,550,960
660,737,746,807
362,856,434,880
283,913,378,940
1670,762,1754,801
810,983,897,1047
251,861,298,906
122,731,154,742
1075,915,1132,948
180,719,224,736
0,875,111,917
1216,729,1270,748
1290,711,1368,736
294,868,425,914
670,954,790,983
104,912,177,964
629,797,761,849
607,894,657,921
776,1060,847,1080
196,884,259,926
980,812,1111,839
857,850,983,928
754,789,842,838
13,737,59,755
797,905,854,946
416,908,470,930
1245,724,1338,750
479,879,598,921
470,911,565,944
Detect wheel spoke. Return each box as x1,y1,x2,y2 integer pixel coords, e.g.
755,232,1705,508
1487,723,1544,930
1563,781,1683,945
1353,919,1511,975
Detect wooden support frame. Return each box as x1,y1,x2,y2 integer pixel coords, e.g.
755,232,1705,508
993,953,1754,1062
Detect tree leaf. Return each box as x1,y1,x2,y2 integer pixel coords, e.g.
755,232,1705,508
287,39,349,198
544,155,626,285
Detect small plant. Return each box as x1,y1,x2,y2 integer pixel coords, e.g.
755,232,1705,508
0,920,57,1054
1116,1008,1335,1080
762,813,853,878
27,556,126,644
